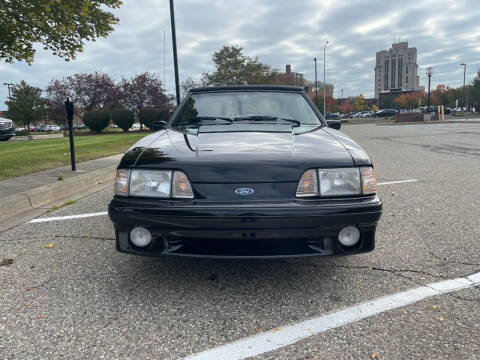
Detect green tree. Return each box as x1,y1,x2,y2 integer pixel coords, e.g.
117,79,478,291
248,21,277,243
394,93,419,110
354,95,366,111
310,95,324,114
5,81,47,128
471,71,480,112
473,71,480,88
431,85,451,107
202,45,276,86
0,0,122,64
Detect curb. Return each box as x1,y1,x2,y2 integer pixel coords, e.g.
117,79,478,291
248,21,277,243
12,133,64,141
376,120,480,126
0,165,116,223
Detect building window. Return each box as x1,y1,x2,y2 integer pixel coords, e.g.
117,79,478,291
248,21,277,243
384,59,389,90
398,57,402,88
391,57,396,88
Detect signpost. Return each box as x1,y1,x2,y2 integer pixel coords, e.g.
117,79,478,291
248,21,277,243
65,98,76,171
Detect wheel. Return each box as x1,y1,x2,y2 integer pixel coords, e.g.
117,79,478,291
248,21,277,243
0,136,12,141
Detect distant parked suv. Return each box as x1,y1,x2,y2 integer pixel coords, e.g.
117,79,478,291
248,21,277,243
375,109,397,117
0,117,15,141
325,112,340,119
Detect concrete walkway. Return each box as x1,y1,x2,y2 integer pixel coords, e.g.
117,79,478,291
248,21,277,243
0,154,122,198
0,154,123,229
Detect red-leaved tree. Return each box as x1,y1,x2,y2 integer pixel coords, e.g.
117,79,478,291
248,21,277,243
339,99,354,113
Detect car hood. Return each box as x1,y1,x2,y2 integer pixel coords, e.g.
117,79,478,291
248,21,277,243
121,126,371,183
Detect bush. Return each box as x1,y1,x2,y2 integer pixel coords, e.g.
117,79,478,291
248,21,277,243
138,108,166,129
83,112,110,133
112,110,134,132
15,130,29,136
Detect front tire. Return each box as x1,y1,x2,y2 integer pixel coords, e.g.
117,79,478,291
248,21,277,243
0,136,12,141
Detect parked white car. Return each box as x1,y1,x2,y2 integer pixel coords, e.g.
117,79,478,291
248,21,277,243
0,117,15,141
40,124,61,131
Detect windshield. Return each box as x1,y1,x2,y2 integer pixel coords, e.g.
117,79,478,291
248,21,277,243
172,91,323,129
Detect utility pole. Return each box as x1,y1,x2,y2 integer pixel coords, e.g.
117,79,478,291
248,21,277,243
461,63,466,111
163,29,166,105
314,58,318,109
169,0,181,106
341,88,344,100
460,63,468,120
323,40,329,118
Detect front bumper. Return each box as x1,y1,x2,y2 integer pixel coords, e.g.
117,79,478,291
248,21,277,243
108,195,382,259
0,128,14,139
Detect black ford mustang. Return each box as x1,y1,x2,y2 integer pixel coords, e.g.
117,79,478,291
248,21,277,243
108,85,382,258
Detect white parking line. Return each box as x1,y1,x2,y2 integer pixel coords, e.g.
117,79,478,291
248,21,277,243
28,211,108,223
184,272,480,360
377,179,418,186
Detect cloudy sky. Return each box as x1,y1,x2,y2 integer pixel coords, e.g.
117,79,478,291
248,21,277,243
1,0,480,107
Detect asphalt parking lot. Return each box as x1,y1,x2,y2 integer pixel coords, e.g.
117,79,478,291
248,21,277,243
1,122,480,360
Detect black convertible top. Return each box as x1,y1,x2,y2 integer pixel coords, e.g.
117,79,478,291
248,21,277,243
189,85,305,93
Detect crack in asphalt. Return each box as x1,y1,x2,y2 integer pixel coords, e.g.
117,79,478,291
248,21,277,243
291,262,446,279
53,234,115,241
292,261,480,303
377,137,480,157
291,261,452,294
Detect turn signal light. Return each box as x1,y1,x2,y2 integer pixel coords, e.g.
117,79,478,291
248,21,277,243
173,171,194,198
114,169,130,196
296,169,318,197
361,167,377,195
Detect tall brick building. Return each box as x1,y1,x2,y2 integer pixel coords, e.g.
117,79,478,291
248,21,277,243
374,42,422,99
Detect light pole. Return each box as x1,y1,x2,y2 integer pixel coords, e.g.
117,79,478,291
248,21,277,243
460,63,466,113
314,58,318,108
323,40,329,118
3,82,13,103
169,0,180,106
426,67,433,114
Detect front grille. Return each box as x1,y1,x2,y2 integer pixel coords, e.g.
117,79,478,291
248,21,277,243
166,236,333,257
0,122,12,130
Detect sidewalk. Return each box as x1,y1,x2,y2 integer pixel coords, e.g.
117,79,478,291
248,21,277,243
0,154,122,229
0,154,122,198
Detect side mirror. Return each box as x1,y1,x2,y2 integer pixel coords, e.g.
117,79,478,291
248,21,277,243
327,120,341,130
151,121,167,130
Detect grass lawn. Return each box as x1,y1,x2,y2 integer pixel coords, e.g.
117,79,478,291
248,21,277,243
0,132,148,180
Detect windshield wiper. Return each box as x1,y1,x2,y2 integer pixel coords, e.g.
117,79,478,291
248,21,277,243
188,116,234,124
233,115,301,127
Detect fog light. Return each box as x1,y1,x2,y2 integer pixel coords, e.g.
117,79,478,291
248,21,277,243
130,227,152,247
338,226,360,247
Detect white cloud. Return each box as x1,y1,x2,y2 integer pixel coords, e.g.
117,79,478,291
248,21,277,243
1,0,480,105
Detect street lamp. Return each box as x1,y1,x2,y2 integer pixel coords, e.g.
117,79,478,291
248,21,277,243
169,0,180,106
314,58,318,108
460,63,467,113
323,40,329,118
3,82,13,102
426,67,433,112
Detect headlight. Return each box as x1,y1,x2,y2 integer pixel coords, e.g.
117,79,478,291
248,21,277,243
318,168,361,196
296,167,376,197
130,170,172,198
114,169,194,199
